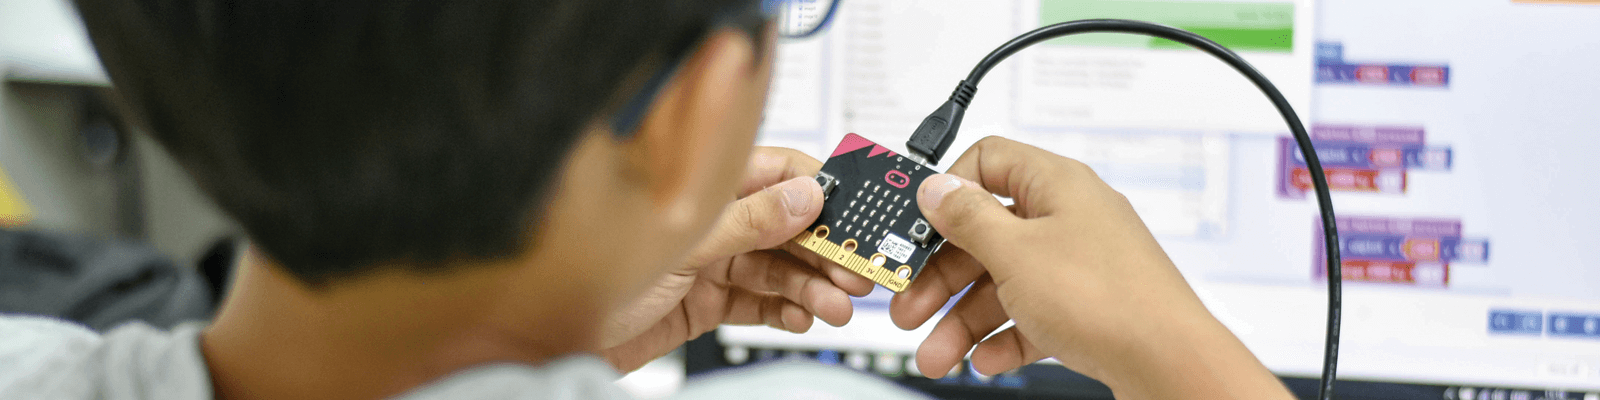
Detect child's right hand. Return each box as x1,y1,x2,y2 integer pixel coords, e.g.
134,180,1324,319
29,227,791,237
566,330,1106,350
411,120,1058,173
890,136,1293,400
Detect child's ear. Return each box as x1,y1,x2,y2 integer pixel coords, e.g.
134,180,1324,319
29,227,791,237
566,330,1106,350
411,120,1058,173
625,28,766,232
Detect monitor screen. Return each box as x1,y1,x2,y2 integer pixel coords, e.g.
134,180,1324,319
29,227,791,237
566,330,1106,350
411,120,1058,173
713,0,1600,397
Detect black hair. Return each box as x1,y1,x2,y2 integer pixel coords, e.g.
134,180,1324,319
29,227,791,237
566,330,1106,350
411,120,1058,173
73,0,757,286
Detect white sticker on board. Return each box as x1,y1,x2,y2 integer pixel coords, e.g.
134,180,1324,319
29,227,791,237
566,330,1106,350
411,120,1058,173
878,233,915,264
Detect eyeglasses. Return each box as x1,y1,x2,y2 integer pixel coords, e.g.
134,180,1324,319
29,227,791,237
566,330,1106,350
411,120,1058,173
610,0,841,137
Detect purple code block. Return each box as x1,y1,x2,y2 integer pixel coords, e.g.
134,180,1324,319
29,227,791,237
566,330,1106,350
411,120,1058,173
1340,234,1490,264
1313,216,1485,279
1290,142,1452,171
1310,124,1426,145
1337,216,1462,237
1276,137,1305,199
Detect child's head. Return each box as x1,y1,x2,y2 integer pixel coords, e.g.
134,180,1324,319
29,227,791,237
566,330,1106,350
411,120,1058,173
76,0,777,304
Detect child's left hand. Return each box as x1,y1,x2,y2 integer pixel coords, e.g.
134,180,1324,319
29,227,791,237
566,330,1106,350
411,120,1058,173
598,147,873,372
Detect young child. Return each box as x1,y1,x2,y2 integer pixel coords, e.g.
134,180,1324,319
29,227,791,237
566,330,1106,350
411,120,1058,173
0,0,1294,398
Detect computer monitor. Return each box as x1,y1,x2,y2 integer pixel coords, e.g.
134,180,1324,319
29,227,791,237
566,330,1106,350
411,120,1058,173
702,0,1600,398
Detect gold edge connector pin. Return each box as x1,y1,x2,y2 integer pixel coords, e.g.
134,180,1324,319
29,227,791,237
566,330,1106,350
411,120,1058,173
792,226,911,292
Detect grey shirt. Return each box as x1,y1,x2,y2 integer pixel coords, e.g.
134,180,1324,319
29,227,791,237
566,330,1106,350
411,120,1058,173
0,315,926,399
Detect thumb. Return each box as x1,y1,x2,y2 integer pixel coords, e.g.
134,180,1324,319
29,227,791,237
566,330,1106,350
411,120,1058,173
917,174,1021,259
686,176,823,267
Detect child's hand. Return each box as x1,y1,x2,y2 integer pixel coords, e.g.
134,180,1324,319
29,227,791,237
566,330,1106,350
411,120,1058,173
889,137,1292,399
599,147,873,372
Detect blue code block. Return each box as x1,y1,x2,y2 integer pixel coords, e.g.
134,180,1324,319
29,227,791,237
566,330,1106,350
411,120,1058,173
1316,42,1344,63
1548,313,1600,339
1488,310,1543,335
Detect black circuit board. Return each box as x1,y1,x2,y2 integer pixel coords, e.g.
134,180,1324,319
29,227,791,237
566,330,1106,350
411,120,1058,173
792,133,945,292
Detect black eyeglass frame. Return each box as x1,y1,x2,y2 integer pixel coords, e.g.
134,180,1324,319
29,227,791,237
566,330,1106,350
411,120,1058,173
608,0,840,138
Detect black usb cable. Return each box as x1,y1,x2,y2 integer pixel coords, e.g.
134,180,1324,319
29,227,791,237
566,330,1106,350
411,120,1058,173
906,19,1343,400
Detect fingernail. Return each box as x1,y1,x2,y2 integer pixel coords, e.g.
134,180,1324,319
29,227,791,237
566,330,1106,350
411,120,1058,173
920,174,964,211
777,177,817,217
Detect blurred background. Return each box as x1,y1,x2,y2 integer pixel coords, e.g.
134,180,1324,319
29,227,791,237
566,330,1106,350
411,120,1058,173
0,0,234,332
2,0,1598,399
